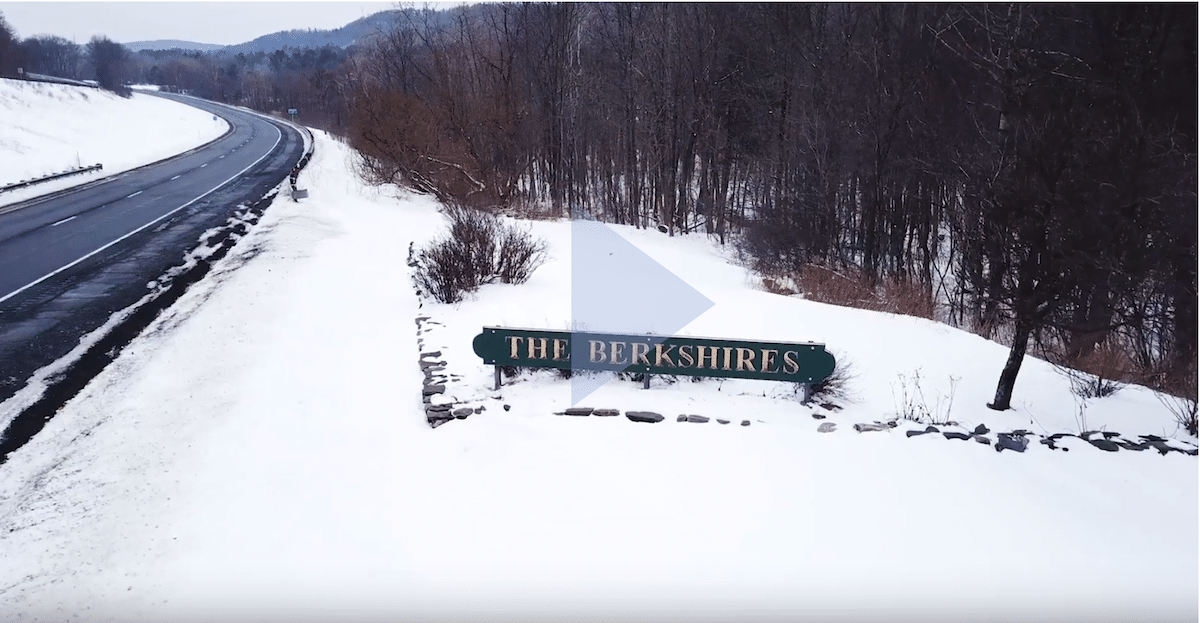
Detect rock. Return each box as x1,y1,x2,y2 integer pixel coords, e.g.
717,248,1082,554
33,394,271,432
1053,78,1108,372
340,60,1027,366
819,402,843,411
1115,440,1148,451
503,404,511,411
817,422,837,433
453,408,473,419
420,350,443,359
686,415,709,423
905,426,940,438
943,431,971,441
593,409,620,417
972,435,992,446
717,419,730,425
422,384,446,396
1146,440,1176,455
626,411,664,423
1089,438,1121,452
1080,430,1100,440
564,407,593,416
1100,431,1121,439
995,433,1028,453
1012,429,1031,436
973,424,990,435
1139,434,1167,442
812,413,826,420
853,423,889,432
426,403,452,412
741,420,751,427
474,406,485,414
677,415,688,422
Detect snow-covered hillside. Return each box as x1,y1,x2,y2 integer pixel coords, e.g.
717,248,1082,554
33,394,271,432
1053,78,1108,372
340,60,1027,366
0,78,228,207
0,132,1194,622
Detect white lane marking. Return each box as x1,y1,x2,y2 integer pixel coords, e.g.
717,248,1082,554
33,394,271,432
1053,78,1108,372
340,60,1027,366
0,122,285,305
200,163,208,168
170,175,181,180
127,191,142,198
220,155,226,159
51,215,77,227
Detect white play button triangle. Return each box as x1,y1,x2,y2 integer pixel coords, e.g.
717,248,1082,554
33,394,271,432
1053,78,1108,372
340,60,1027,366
570,209,714,404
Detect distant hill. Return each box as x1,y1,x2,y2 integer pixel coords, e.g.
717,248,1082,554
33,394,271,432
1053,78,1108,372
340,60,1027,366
220,10,406,55
125,40,226,53
128,7,465,58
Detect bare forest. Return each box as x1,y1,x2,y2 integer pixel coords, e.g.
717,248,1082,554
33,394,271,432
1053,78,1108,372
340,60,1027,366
1,4,1196,414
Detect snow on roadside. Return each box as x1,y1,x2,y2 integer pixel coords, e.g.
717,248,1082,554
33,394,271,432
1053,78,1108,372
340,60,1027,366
0,131,1194,623
0,79,228,208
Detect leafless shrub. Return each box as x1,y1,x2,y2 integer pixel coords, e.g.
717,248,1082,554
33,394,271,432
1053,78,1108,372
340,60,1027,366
892,369,959,425
495,222,548,284
413,203,547,303
1045,339,1128,399
1155,368,1198,437
1058,367,1125,399
809,354,856,404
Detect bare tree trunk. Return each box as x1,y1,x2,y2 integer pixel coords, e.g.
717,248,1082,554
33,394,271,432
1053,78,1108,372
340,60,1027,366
989,317,1032,411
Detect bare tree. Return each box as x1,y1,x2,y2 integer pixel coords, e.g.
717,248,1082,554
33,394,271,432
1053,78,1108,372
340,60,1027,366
19,36,82,79
0,10,20,77
86,36,131,95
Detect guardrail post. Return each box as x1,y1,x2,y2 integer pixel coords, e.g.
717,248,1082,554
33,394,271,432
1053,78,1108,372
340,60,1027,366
494,365,501,391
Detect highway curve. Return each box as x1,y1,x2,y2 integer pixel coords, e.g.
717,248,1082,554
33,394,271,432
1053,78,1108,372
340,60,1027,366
0,92,306,409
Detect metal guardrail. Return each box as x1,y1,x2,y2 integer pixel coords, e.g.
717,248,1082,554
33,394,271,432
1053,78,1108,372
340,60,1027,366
10,72,100,89
0,164,104,194
289,125,315,201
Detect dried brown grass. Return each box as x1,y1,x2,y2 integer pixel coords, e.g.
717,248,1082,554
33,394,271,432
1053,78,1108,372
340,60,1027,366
760,263,936,321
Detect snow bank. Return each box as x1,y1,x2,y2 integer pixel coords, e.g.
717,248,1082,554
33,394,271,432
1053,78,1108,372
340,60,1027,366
0,79,228,207
0,132,1193,623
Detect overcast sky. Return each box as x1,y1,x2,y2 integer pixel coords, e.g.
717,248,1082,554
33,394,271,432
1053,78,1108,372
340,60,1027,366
0,2,422,46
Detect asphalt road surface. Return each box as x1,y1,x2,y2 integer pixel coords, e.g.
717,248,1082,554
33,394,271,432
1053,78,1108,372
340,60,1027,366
0,91,306,405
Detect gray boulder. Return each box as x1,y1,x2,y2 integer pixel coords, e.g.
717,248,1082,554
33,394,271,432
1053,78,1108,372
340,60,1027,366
995,433,1028,453
626,411,664,423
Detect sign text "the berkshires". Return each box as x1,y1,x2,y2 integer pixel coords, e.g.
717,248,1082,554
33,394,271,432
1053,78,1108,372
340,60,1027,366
471,327,836,384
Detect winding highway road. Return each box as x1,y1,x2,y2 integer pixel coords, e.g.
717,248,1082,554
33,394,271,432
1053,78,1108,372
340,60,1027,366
0,91,306,405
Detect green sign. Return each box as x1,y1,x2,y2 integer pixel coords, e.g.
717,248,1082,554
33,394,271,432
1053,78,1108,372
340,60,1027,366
472,327,835,384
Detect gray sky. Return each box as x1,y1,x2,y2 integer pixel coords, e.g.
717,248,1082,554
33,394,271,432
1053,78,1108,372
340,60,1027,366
0,2,425,46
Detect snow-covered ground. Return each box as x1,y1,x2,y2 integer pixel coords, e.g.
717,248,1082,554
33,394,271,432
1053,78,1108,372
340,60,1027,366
0,131,1194,623
0,78,227,208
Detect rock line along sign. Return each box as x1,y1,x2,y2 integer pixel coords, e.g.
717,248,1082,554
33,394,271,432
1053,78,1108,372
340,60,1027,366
472,327,836,384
